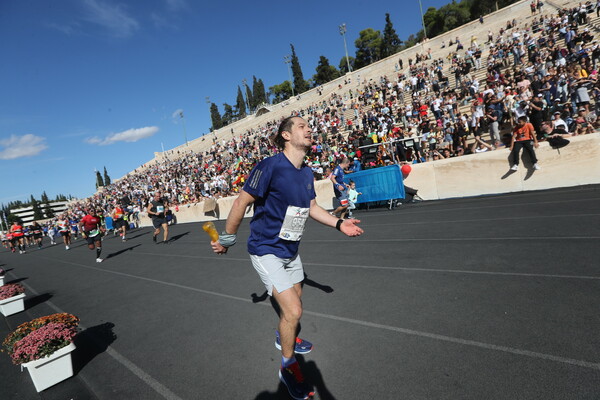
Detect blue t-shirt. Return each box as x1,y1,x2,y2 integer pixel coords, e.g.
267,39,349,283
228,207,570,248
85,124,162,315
332,165,345,197
243,152,316,258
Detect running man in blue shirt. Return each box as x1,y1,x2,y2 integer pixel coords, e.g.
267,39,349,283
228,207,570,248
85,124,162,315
330,157,351,219
211,116,363,399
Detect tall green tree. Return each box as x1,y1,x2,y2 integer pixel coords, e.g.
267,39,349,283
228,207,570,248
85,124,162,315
40,191,53,218
313,56,341,86
268,81,294,104
30,195,43,220
257,78,268,104
222,103,235,126
252,76,267,107
236,86,246,118
244,82,253,113
95,170,104,188
290,44,308,94
354,28,382,69
339,56,355,74
103,166,111,186
44,202,54,219
380,13,402,58
210,103,223,130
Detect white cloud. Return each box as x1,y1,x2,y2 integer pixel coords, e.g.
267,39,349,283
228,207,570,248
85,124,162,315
85,126,159,146
0,134,48,160
82,0,140,38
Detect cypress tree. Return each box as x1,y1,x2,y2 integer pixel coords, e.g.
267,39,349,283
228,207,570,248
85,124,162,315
244,83,253,112
236,86,247,118
252,76,267,108
95,170,104,188
314,55,341,85
257,78,268,104
381,13,403,58
210,103,223,130
290,44,308,94
222,103,235,126
30,195,43,220
103,166,112,186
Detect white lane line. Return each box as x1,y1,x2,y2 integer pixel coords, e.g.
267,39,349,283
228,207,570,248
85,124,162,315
363,213,600,228
27,258,600,372
301,236,600,243
301,309,600,371
360,197,600,217
128,251,600,281
15,273,185,400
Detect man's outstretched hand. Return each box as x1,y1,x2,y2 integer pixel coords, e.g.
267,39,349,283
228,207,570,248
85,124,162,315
340,218,363,237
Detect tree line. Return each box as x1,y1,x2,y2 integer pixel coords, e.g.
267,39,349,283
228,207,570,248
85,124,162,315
1,191,73,226
208,0,518,131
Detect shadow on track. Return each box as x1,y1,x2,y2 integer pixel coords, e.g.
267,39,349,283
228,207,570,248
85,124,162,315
125,231,150,240
6,277,28,285
105,244,142,260
253,355,336,400
168,231,190,243
72,322,117,375
251,274,334,304
24,292,53,310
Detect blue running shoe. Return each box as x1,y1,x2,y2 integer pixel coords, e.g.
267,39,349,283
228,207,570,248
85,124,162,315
279,361,315,400
275,331,313,354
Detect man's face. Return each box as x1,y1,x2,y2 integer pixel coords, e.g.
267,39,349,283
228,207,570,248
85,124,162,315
285,117,313,150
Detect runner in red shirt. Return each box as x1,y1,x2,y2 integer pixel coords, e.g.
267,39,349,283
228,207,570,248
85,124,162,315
10,221,26,254
79,208,106,263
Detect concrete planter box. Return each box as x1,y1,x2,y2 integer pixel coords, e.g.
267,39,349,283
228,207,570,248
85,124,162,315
0,292,25,316
22,342,76,392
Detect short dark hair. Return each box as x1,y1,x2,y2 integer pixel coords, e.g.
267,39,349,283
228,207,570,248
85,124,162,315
518,116,528,123
273,116,297,149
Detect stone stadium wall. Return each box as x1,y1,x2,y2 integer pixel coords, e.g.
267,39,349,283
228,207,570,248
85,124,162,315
136,134,600,227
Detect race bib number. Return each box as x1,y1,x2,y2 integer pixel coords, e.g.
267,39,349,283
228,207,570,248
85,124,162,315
87,229,100,237
156,205,164,213
279,206,309,241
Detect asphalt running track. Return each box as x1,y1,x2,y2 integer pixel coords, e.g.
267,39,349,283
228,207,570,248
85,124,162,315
1,185,600,400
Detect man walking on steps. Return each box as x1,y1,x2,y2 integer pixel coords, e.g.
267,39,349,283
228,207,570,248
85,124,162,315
210,116,363,400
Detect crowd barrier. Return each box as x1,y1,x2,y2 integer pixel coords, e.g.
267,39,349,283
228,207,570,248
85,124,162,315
343,165,405,203
137,134,600,227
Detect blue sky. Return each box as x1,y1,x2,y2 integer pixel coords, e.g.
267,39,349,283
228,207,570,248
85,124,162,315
0,0,451,205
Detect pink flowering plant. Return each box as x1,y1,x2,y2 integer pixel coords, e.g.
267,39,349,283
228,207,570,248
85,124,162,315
0,283,25,301
2,313,79,365
9,322,77,364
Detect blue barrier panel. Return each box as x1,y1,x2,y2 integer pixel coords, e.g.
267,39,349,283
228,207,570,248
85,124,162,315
105,216,114,230
345,165,405,204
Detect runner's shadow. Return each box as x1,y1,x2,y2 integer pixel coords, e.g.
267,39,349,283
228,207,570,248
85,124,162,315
250,274,333,303
304,273,334,293
168,231,190,243
251,290,269,303
106,244,141,259
125,231,150,240
72,322,117,375
253,356,336,400
24,292,53,310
